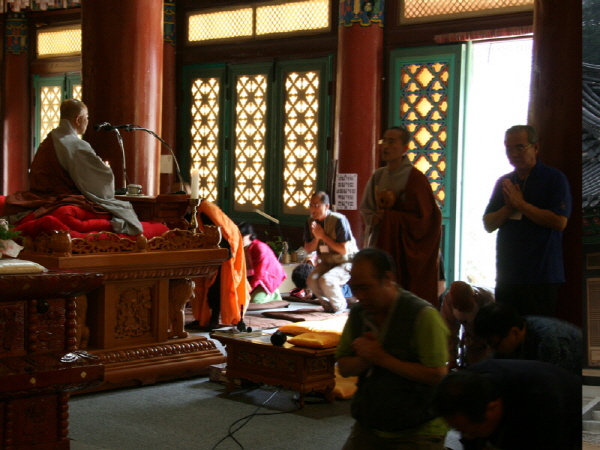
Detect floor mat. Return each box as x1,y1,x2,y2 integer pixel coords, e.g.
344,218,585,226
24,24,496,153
262,308,349,322
246,300,290,311
242,315,294,329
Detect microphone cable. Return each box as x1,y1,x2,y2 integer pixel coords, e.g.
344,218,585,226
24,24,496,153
209,386,301,450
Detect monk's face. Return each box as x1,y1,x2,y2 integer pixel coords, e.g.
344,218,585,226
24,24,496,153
75,107,89,135
380,128,408,166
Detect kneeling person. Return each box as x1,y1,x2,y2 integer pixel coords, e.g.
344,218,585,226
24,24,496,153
304,191,357,313
239,222,287,304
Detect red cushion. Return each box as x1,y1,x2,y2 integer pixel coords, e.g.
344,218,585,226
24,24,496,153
13,204,169,240
51,205,113,233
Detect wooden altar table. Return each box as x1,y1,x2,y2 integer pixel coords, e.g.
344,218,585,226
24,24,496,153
18,209,229,393
0,270,105,450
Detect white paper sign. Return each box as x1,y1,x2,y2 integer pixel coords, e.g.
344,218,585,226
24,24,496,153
336,173,358,210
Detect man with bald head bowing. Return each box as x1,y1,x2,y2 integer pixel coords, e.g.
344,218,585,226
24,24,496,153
483,125,571,317
3,99,142,235
440,281,494,369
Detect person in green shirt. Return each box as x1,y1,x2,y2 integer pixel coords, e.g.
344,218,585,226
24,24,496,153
337,248,449,449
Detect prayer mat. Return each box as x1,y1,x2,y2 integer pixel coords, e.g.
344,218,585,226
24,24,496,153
261,308,349,322
282,294,321,305
246,300,290,311
242,315,293,329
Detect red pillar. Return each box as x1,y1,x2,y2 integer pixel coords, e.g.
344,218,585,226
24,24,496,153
2,13,30,195
81,0,164,196
335,2,383,247
529,0,582,325
160,1,177,194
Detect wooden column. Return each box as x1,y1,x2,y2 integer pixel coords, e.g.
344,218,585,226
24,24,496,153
81,0,164,196
335,3,384,247
161,1,177,194
2,13,30,195
528,0,582,325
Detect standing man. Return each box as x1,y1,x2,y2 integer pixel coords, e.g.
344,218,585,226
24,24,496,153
337,248,449,449
304,191,357,313
360,126,442,307
440,281,494,369
483,125,571,317
2,99,142,235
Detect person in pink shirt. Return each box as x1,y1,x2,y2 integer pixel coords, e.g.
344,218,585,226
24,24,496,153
238,222,287,303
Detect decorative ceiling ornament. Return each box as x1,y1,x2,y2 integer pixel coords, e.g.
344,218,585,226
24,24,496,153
5,0,73,12
6,0,31,12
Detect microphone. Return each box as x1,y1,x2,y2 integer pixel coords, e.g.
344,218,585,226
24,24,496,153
254,209,279,224
94,123,134,132
93,122,110,131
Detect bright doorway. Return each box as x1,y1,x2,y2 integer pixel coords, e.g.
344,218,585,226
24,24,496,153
459,37,533,288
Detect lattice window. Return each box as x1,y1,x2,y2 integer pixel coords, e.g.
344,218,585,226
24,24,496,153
256,0,329,35
190,78,220,202
37,26,81,57
402,0,533,23
71,84,82,100
234,74,268,211
282,71,320,213
188,8,253,42
188,0,329,43
400,62,449,207
40,86,62,142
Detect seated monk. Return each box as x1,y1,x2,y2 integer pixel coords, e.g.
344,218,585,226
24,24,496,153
2,99,142,236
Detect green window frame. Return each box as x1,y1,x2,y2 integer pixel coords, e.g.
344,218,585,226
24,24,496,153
389,44,466,283
181,56,331,226
33,73,82,151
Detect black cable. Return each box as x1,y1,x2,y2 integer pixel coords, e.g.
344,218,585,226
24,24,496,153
209,387,302,450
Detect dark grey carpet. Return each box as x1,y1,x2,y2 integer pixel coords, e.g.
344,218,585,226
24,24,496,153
69,377,354,450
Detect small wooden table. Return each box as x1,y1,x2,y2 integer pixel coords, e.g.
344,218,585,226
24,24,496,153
211,334,336,407
115,193,190,228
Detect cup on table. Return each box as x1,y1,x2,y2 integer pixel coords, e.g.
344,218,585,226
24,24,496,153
127,184,142,195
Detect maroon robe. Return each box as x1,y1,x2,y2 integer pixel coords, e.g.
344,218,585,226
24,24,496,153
376,167,442,307
3,134,108,219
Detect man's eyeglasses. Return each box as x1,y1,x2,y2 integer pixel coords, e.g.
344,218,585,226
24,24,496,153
505,143,534,154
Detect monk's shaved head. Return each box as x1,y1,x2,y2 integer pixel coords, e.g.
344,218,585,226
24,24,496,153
60,99,87,121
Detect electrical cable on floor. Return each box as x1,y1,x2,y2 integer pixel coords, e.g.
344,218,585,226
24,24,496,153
210,386,302,450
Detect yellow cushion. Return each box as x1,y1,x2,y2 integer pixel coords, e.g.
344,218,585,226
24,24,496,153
278,315,348,336
332,365,358,399
288,332,340,349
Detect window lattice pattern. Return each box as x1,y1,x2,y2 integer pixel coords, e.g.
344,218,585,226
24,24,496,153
400,62,449,207
72,84,82,100
283,71,320,212
403,0,533,19
234,74,268,211
188,8,253,42
37,27,81,56
40,86,62,142
256,0,329,35
190,78,220,202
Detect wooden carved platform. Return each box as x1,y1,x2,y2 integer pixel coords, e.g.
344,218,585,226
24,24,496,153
18,227,228,392
0,271,105,450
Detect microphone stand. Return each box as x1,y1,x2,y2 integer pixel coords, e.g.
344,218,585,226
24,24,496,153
125,125,185,193
113,129,129,194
